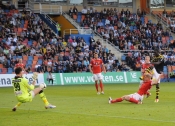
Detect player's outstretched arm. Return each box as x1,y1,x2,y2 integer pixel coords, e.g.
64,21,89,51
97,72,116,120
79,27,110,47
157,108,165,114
24,78,35,90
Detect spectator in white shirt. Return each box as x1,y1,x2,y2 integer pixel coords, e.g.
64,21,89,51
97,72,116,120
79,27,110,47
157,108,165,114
72,40,77,48
108,57,114,65
105,18,110,25
30,47,36,55
84,43,89,51
81,6,87,15
0,53,5,63
6,35,13,46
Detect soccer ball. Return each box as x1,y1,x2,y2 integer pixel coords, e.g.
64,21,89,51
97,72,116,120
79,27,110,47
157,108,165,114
39,82,47,89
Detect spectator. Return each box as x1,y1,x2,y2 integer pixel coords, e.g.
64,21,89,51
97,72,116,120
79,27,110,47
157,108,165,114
47,71,54,85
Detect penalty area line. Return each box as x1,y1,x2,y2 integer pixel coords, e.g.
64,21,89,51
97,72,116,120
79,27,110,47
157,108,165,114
1,107,175,123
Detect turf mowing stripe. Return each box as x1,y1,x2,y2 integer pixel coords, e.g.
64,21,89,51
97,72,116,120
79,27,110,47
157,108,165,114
60,73,64,85
1,107,175,123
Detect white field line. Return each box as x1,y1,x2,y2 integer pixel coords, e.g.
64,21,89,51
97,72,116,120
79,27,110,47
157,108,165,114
0,107,175,123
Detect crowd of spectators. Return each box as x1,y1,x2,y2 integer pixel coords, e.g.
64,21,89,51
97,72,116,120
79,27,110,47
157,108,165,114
0,6,130,73
69,6,175,71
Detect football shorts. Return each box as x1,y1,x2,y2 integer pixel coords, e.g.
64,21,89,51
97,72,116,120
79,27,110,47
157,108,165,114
17,91,35,103
129,93,144,101
93,73,103,81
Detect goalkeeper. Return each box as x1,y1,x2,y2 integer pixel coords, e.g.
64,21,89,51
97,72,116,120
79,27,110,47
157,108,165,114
12,67,56,111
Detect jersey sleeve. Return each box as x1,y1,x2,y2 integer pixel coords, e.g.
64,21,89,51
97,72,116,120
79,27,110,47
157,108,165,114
22,78,34,90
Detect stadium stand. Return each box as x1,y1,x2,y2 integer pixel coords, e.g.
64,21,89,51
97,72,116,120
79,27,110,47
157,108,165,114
0,4,174,81
68,7,175,81
0,6,123,74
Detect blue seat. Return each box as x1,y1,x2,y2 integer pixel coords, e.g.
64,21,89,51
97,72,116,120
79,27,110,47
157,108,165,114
27,60,32,65
28,56,33,61
121,55,126,61
130,26,134,31
28,41,33,46
38,60,42,65
17,56,22,59
13,56,17,59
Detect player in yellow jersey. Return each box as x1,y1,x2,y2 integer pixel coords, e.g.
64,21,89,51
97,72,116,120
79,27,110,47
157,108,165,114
12,67,56,111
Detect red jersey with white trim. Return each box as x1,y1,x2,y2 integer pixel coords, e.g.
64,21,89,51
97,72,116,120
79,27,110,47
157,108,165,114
137,80,152,95
90,58,103,74
15,63,25,69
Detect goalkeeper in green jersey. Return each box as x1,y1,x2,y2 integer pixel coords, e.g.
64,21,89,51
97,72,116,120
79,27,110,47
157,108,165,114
12,67,56,111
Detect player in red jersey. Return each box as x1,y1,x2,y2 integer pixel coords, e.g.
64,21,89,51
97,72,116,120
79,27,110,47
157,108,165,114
15,59,25,70
108,73,161,104
89,52,106,95
14,59,30,74
140,56,154,98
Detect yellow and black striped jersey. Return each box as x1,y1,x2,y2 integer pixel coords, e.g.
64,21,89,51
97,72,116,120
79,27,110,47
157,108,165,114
151,54,164,74
151,54,164,62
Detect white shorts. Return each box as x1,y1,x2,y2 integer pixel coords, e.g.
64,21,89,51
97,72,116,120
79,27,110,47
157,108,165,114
93,73,103,81
129,93,144,101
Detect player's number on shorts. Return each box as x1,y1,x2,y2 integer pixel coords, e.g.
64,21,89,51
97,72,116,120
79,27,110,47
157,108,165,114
14,82,20,91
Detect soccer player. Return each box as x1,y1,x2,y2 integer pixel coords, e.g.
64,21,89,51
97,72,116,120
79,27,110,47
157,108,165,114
12,67,56,111
139,56,154,97
89,52,106,95
109,73,161,104
15,59,25,70
151,49,164,102
15,58,30,74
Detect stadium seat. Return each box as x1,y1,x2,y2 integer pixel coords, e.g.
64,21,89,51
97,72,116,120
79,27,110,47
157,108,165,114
34,56,38,61
27,60,32,65
13,56,17,59
28,41,32,46
28,56,33,61
0,64,3,69
17,56,22,59
33,60,37,65
38,60,43,65
23,56,28,61
121,55,126,61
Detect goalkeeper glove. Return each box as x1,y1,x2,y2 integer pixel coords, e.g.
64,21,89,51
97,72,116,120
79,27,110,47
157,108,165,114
32,72,38,81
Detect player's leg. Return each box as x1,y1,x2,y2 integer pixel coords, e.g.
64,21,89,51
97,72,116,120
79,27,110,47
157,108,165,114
153,68,160,102
108,96,124,103
155,83,160,102
51,79,53,85
12,102,22,111
124,93,142,104
32,87,56,109
93,74,99,94
98,73,104,94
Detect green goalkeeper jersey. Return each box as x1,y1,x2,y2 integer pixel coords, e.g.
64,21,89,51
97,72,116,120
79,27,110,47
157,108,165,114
12,76,34,98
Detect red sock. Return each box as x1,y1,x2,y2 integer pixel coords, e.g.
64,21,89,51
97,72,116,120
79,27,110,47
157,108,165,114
111,98,123,103
129,98,139,104
95,82,98,92
100,82,103,92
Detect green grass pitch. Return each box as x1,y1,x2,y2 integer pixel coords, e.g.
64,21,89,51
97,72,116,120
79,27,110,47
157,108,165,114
0,82,175,126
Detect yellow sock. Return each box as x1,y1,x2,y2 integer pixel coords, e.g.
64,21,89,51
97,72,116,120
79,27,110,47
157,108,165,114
15,102,22,108
39,92,49,106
